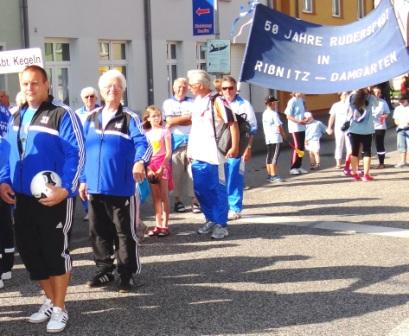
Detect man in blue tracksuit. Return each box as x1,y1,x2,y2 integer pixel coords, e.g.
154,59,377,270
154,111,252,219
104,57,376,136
0,101,13,289
79,70,151,293
221,76,257,220
0,65,84,333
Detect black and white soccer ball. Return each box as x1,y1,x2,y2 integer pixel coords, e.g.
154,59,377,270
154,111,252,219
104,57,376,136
30,170,62,199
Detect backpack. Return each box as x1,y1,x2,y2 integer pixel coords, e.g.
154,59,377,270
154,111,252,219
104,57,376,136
211,96,251,157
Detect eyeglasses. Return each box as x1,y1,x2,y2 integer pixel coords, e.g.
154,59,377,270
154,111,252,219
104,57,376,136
222,86,235,91
189,83,200,88
84,95,96,99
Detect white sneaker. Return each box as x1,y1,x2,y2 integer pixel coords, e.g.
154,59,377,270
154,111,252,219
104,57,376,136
0,279,4,289
46,307,68,333
395,162,406,168
228,210,241,221
289,168,301,175
298,167,308,174
1,271,11,280
211,224,229,239
28,298,53,323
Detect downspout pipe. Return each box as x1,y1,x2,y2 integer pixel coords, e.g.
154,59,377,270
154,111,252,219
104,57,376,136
143,0,154,105
20,0,29,48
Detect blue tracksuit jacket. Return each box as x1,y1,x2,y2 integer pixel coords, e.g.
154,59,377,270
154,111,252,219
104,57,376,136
80,105,152,197
0,96,85,197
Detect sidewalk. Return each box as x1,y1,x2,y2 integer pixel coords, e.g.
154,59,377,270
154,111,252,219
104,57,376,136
1,128,409,336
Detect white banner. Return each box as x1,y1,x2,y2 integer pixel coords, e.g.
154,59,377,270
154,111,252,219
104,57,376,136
0,48,43,75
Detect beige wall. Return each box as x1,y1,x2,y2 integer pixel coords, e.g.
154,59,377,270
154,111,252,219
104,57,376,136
0,0,24,100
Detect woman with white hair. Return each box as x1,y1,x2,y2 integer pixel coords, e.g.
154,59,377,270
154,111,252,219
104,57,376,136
75,86,100,126
79,69,152,292
187,69,239,239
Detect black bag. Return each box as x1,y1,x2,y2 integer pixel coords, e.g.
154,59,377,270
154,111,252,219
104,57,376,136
341,120,350,132
211,99,251,157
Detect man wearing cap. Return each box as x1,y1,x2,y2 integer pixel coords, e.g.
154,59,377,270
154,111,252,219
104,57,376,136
262,95,286,182
393,94,409,167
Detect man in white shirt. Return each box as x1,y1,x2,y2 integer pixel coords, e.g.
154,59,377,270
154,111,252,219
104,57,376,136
162,78,200,214
220,75,257,220
187,70,239,239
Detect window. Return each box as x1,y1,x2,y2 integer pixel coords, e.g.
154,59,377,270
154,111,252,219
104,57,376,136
303,0,313,13
196,42,207,70
357,0,365,18
98,40,128,105
44,41,71,105
332,0,341,17
166,41,180,96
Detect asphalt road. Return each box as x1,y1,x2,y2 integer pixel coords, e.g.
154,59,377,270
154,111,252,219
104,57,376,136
1,128,409,336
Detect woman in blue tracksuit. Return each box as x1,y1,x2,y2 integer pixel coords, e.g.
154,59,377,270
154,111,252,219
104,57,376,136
79,69,151,293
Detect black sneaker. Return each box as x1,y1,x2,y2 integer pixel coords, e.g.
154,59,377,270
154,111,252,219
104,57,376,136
87,272,114,287
174,201,186,213
118,276,134,293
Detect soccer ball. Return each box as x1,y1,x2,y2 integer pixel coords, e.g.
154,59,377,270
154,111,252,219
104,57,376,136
30,170,62,199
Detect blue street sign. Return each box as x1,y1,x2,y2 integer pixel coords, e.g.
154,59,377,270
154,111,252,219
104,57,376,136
192,0,214,36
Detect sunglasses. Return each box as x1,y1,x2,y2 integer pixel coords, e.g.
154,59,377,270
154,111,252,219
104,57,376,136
222,86,235,91
84,95,96,99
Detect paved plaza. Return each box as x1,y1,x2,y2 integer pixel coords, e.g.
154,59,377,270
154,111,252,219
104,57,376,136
1,129,409,336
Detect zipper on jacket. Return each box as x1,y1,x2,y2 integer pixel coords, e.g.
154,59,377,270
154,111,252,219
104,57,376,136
96,113,123,193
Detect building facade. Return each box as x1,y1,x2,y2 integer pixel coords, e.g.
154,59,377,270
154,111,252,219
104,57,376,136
0,0,374,114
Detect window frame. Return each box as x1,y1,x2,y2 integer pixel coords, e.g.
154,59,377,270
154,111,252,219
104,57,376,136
44,39,71,106
196,42,207,70
332,0,341,17
166,41,180,97
357,0,365,18
302,0,313,14
98,40,129,105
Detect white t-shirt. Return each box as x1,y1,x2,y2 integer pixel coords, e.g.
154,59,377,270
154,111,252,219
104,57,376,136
101,107,116,129
393,104,409,129
162,96,193,150
371,98,390,130
329,100,349,130
262,108,283,144
187,94,234,165
229,95,258,134
284,97,306,133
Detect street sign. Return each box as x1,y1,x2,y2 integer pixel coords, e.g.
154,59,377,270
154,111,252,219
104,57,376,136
0,48,43,74
192,0,214,36
206,39,231,74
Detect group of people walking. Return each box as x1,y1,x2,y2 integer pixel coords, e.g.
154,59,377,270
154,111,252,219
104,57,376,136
0,63,406,334
267,86,402,184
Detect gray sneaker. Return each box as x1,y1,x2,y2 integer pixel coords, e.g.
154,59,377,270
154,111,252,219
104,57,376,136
197,221,216,234
211,224,229,239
